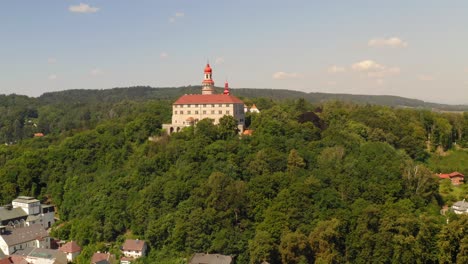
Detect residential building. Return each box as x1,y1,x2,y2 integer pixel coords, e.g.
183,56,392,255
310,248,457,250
189,253,232,264
91,252,116,264
0,224,50,256
439,171,464,185
121,239,147,261
58,241,81,262
13,248,67,264
162,64,245,134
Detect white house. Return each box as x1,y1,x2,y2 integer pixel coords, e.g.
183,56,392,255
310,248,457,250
58,241,81,263
121,239,147,261
0,224,50,255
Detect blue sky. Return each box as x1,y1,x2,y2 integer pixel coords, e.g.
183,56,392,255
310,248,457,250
1,1,467,104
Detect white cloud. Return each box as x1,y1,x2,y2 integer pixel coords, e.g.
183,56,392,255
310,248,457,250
352,60,385,71
351,60,400,78
48,74,57,80
47,58,57,64
160,52,169,58
215,57,225,64
368,37,408,48
90,68,103,76
328,65,346,73
69,3,99,13
272,71,303,80
169,12,185,23
417,74,435,81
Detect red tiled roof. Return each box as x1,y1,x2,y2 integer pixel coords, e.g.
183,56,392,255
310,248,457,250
59,241,81,253
0,258,12,264
122,239,146,252
449,171,464,177
8,256,27,264
91,253,112,263
439,172,465,179
34,133,44,137
243,129,253,136
174,94,244,104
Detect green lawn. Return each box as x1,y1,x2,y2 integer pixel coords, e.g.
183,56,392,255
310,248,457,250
427,149,468,175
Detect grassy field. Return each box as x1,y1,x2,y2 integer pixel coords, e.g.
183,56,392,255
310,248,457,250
427,149,468,175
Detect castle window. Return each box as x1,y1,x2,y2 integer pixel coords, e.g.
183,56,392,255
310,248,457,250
203,104,207,107
226,104,230,107
195,104,199,107
174,111,178,114
211,104,215,107
219,110,222,114
226,110,230,114
188,111,191,114
211,110,215,114
218,104,222,107
195,111,199,114
203,110,206,114
188,104,191,108
180,111,184,114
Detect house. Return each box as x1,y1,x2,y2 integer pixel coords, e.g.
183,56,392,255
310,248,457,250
58,241,81,262
0,224,50,256
189,253,232,264
249,104,260,113
452,199,468,215
13,248,67,264
33,133,44,138
162,64,245,134
91,252,116,264
439,171,464,185
120,239,147,263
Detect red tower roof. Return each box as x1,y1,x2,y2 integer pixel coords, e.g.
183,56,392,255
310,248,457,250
223,81,230,95
204,63,212,73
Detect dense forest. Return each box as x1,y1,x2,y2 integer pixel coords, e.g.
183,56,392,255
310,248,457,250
0,88,467,263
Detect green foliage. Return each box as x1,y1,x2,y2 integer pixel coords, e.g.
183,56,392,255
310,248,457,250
0,92,466,263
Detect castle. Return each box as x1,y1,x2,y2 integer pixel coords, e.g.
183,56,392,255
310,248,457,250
163,64,245,134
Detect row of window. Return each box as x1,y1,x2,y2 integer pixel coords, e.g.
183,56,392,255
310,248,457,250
175,104,232,108
175,110,231,115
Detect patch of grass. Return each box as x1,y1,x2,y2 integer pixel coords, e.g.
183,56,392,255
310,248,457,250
427,149,468,175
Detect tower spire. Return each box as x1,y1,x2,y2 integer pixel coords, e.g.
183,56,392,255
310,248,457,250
223,79,230,95
202,63,215,95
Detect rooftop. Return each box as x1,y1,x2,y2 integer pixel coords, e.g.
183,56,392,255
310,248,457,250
0,224,48,246
58,240,81,253
189,253,232,264
122,239,146,252
174,94,244,105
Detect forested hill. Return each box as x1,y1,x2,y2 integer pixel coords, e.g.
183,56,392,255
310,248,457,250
37,86,468,111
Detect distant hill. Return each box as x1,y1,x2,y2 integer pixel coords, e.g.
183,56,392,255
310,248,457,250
38,86,468,111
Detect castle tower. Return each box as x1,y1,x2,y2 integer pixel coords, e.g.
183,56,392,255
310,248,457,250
223,81,230,95
202,63,215,95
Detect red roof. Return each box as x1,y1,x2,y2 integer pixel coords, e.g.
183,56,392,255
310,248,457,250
0,258,12,264
204,63,212,73
174,94,244,104
34,133,44,137
439,172,464,179
91,253,112,263
243,129,253,136
122,239,146,252
59,241,81,253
